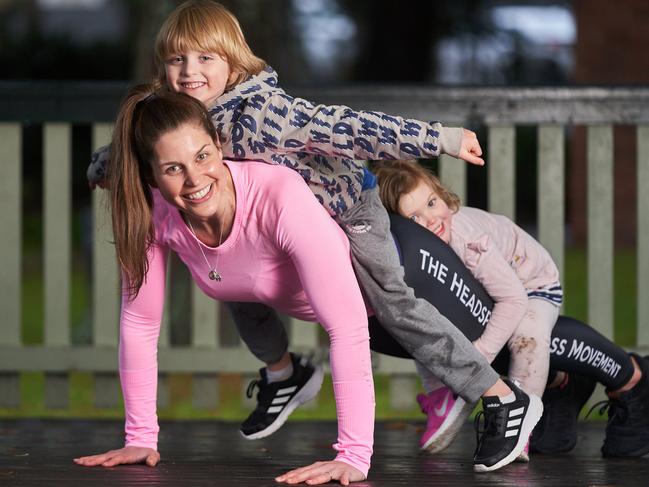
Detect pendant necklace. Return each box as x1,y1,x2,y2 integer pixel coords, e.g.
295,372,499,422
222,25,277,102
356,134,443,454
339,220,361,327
187,217,225,282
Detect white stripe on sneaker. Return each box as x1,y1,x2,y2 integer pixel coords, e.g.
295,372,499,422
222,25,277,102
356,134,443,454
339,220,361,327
507,419,522,427
242,364,325,441
277,386,298,395
510,407,524,417
505,429,519,437
272,396,290,405
267,405,284,414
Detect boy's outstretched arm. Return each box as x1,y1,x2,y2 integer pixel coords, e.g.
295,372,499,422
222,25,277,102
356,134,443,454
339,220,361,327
228,92,484,165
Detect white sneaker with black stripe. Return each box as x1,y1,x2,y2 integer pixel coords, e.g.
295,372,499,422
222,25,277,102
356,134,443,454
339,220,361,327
240,353,324,440
473,379,543,472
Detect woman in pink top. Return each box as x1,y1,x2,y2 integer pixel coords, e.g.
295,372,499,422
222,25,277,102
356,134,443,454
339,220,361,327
72,85,374,485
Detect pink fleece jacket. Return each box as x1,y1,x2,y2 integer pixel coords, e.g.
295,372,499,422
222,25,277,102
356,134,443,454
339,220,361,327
449,207,561,362
118,160,375,476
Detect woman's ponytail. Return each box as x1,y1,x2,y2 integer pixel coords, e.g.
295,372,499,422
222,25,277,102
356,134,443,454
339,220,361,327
108,85,157,298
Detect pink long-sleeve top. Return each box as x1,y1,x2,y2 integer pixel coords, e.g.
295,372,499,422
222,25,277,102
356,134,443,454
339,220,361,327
449,207,561,362
119,160,375,476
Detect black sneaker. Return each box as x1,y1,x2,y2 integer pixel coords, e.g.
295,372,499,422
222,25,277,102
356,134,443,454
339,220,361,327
473,379,543,472
530,373,597,454
240,353,324,440
600,354,649,457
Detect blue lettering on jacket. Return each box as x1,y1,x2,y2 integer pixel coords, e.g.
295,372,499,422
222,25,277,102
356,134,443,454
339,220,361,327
380,113,400,126
377,152,397,160
426,127,440,139
340,109,358,120
311,130,330,144
239,114,257,133
318,106,336,117
220,97,243,112
268,103,288,118
290,109,311,129
231,122,244,142
248,94,265,110
260,130,278,147
284,139,305,149
247,138,266,154
354,137,373,153
333,122,353,136
340,174,353,186
378,126,397,145
313,155,335,173
232,143,245,158
332,139,354,152
311,117,332,128
422,142,438,154
403,121,421,137
241,84,261,95
358,117,378,138
263,117,282,133
263,76,278,87
329,197,349,216
399,142,421,157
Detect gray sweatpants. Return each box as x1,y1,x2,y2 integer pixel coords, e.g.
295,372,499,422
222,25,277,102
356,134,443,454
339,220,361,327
227,187,499,403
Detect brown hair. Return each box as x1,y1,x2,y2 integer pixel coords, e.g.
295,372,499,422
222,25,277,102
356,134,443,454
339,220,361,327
109,83,219,298
154,0,266,92
372,160,461,215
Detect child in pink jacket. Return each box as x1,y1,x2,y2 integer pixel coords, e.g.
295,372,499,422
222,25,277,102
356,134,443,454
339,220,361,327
374,160,561,462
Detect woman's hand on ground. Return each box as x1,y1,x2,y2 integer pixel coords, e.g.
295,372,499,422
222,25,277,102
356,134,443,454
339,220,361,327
458,129,484,166
275,460,365,485
73,446,160,468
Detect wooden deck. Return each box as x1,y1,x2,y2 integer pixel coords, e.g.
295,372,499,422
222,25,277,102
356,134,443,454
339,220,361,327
1,419,648,486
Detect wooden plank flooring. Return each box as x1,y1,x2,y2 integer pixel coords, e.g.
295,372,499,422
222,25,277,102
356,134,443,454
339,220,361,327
1,419,648,486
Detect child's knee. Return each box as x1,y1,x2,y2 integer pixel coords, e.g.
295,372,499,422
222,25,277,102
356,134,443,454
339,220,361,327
508,333,550,359
509,335,538,355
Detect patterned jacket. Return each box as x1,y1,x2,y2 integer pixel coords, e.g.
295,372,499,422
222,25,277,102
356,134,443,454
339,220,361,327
88,66,462,217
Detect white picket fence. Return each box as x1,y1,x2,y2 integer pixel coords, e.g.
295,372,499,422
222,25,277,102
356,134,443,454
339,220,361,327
1,84,648,412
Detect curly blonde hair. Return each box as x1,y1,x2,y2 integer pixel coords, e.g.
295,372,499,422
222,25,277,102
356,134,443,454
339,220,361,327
372,160,461,215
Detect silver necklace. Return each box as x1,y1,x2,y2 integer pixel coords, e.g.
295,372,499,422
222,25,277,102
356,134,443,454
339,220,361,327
187,217,225,281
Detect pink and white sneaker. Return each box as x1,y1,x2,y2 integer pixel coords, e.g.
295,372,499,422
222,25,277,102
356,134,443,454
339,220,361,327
515,440,530,463
417,387,475,453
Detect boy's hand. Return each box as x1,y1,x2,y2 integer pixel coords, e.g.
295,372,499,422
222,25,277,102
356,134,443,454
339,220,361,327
458,129,484,166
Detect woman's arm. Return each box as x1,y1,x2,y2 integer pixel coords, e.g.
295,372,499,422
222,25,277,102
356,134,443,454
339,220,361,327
463,236,529,364
118,242,169,449
75,241,169,467
272,174,374,482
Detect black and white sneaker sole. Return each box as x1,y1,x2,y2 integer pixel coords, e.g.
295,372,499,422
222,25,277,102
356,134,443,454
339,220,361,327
474,394,543,473
241,364,325,440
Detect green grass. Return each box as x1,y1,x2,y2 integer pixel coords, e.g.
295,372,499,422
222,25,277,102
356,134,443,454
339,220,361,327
562,247,637,346
2,246,638,420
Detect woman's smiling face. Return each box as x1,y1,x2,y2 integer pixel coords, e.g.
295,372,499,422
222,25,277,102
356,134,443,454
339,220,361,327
151,122,231,222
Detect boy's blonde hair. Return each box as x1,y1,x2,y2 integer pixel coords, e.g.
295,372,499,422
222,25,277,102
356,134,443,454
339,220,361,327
154,0,266,91
372,160,461,215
